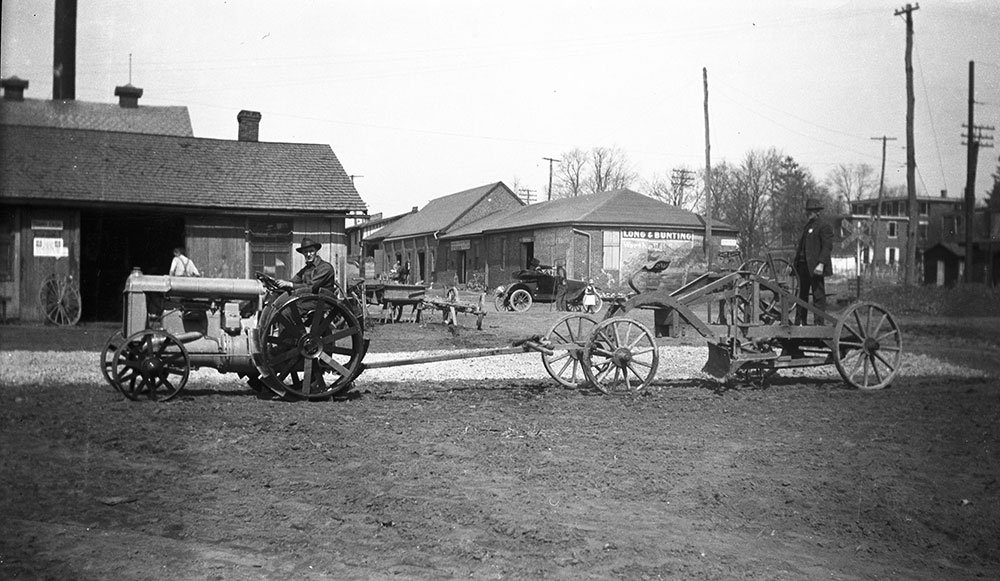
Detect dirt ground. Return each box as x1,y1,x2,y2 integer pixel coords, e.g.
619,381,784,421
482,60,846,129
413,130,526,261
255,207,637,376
1,300,999,580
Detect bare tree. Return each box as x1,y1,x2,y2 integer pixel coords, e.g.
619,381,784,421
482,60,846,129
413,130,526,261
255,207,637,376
826,163,877,205
641,168,703,212
553,148,587,199
587,146,636,194
713,148,783,259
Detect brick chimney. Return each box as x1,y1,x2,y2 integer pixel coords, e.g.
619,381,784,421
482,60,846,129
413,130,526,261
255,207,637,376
53,0,77,100
1,77,29,101
114,84,143,108
237,110,262,142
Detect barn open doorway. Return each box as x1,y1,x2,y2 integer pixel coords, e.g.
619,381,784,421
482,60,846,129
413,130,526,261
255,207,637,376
80,210,184,321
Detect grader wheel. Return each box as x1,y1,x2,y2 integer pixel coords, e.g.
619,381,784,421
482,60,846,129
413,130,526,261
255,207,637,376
833,302,903,390
111,330,190,401
582,318,659,395
541,313,599,389
257,294,365,400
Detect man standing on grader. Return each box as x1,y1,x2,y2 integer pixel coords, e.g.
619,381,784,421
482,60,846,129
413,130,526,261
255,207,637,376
794,198,834,325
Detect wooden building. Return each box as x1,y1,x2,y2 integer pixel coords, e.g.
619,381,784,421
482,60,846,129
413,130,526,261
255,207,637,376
1,80,366,322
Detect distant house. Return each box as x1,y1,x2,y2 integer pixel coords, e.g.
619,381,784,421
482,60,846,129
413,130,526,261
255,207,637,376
345,207,419,279
839,193,965,273
366,182,524,284
0,78,366,322
441,188,739,289
938,206,1000,285
923,243,965,286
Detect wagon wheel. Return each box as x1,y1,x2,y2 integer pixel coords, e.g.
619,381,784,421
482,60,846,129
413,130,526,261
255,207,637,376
257,294,365,400
493,291,511,312
100,331,126,392
542,313,599,389
833,302,902,390
582,318,659,395
756,258,798,322
509,289,532,312
111,330,190,401
39,275,82,326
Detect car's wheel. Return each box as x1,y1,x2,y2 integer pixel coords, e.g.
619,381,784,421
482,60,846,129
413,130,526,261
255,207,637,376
509,289,532,312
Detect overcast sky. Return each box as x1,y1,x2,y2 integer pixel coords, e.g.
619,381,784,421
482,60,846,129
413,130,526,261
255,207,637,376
3,0,999,217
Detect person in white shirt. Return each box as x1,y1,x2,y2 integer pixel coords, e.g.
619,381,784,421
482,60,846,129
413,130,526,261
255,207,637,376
170,247,201,277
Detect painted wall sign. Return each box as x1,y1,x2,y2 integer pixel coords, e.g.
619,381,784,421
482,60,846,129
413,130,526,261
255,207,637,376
621,230,693,241
31,219,64,231
34,237,69,257
450,240,471,251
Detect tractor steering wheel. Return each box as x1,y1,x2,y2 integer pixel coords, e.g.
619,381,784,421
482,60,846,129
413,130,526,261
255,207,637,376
255,272,283,292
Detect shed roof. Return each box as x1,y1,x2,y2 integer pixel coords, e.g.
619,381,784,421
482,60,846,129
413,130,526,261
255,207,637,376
442,189,736,238
1,125,367,213
0,97,194,136
369,182,522,241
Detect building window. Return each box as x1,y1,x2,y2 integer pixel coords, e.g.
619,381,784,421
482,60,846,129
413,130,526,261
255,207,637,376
887,221,898,238
886,247,899,265
918,221,928,240
0,232,12,281
919,202,929,216
249,219,292,279
602,231,620,271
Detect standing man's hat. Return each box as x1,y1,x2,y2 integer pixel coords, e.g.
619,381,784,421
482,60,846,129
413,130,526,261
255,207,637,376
295,237,322,254
805,198,824,211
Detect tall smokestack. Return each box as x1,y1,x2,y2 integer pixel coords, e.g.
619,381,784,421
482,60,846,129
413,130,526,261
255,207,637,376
53,0,77,100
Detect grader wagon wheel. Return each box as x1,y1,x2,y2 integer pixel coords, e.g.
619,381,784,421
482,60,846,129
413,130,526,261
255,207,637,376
833,302,903,390
582,318,659,395
111,330,190,401
258,294,365,401
509,289,532,312
756,258,798,322
542,313,599,389
100,331,126,392
39,275,82,326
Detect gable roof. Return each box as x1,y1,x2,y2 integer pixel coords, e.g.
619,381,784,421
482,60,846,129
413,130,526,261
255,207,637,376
442,189,736,238
369,182,522,241
1,125,367,213
0,97,194,136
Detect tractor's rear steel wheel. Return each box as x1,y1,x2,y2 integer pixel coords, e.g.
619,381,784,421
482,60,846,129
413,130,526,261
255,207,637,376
509,289,532,312
582,318,659,395
833,302,902,390
258,294,365,400
101,331,125,392
542,313,598,389
111,330,190,401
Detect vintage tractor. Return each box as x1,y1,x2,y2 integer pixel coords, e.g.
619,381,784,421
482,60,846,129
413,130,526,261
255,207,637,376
101,270,367,401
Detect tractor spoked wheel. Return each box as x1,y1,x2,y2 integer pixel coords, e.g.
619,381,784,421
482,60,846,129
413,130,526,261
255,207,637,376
111,330,190,401
100,331,126,393
582,318,659,395
257,294,365,400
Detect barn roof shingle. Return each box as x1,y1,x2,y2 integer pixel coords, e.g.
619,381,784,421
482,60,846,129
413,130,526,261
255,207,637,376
0,97,194,136
1,125,367,213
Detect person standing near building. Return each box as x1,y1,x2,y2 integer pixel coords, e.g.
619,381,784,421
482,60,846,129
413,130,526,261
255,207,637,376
278,237,338,295
554,260,568,311
170,247,201,277
794,198,834,325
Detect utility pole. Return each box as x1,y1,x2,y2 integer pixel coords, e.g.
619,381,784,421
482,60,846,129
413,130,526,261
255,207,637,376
895,3,919,284
671,168,695,207
870,135,897,280
962,60,996,283
519,188,536,205
543,157,559,201
703,67,713,270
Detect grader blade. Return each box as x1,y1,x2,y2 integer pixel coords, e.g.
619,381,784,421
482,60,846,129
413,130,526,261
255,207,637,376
702,342,738,379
